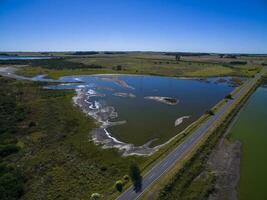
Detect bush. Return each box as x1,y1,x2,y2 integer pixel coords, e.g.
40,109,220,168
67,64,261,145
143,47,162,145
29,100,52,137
115,180,123,192
225,94,233,99
0,144,19,157
0,164,24,200
123,175,129,181
28,121,36,128
206,110,214,116
116,65,122,71
229,61,247,65
90,193,101,200
100,166,107,171
0,58,103,70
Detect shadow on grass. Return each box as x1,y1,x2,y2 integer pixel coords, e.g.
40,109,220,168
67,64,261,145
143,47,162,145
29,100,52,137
133,176,143,193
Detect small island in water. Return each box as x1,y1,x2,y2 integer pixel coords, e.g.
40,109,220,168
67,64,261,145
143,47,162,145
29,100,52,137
144,96,178,105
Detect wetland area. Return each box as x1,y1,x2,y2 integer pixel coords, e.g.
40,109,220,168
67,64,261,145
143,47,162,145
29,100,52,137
1,1,267,199
0,53,265,200
0,66,235,155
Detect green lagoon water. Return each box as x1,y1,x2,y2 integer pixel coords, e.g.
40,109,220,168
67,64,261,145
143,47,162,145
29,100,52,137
230,81,267,200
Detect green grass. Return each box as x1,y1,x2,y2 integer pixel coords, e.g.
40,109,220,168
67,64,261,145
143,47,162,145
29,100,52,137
229,82,267,200
8,53,261,79
158,123,221,200
0,78,25,200
17,66,116,79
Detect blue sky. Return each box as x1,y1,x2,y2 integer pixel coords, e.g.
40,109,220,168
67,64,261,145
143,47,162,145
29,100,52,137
0,0,266,53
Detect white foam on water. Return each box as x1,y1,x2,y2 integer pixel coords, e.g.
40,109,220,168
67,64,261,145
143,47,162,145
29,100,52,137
74,78,81,81
72,83,187,156
60,83,72,86
103,129,124,144
87,89,97,95
175,116,190,127
89,101,101,110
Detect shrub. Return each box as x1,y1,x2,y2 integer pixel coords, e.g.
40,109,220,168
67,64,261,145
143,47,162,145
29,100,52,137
116,65,122,71
229,61,247,65
100,166,107,171
0,144,19,157
90,193,101,200
0,58,103,70
28,121,36,128
0,164,24,200
206,110,214,116
123,175,129,181
225,94,233,99
115,180,123,192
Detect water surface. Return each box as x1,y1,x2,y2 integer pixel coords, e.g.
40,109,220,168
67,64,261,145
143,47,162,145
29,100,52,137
0,55,51,60
230,81,267,200
0,67,236,155
45,75,234,154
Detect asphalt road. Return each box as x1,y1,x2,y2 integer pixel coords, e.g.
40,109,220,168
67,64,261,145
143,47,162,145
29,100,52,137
116,68,266,200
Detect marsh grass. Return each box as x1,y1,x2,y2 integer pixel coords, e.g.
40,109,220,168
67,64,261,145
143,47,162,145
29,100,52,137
10,53,261,79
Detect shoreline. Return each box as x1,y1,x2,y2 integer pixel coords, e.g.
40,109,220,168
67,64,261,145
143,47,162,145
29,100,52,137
0,66,236,156
72,87,186,156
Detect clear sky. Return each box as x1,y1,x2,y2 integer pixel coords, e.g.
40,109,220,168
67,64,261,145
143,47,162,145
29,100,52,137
0,0,266,53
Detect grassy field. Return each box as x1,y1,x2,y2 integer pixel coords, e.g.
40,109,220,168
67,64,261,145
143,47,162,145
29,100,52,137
0,77,149,199
229,81,267,200
0,78,25,200
1,52,263,79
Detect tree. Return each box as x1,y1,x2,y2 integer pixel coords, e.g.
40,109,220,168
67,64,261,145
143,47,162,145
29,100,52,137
115,180,123,192
225,94,233,99
206,110,214,116
175,55,181,61
116,65,122,71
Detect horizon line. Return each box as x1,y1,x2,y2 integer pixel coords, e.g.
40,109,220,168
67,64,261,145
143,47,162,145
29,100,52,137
1,50,267,55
